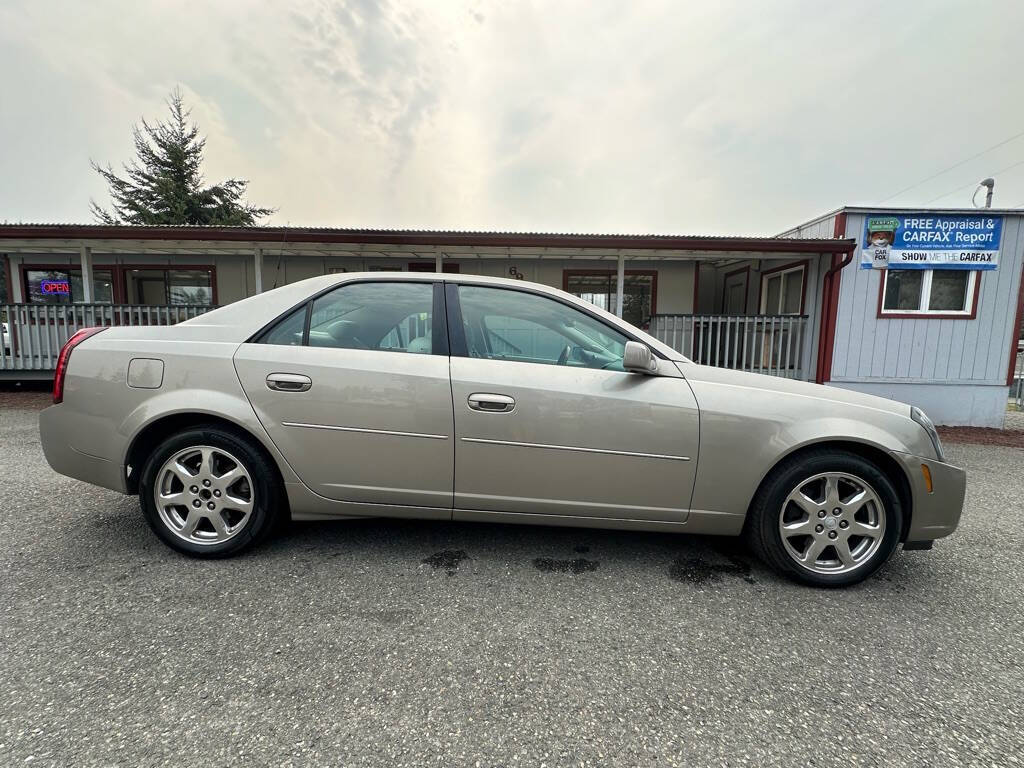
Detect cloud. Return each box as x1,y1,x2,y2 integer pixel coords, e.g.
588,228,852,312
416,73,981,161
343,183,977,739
2,0,1024,233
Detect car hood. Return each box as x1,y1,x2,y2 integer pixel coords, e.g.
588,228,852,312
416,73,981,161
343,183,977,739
675,361,910,418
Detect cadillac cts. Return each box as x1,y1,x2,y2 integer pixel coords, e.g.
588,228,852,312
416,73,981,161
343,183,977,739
39,273,966,587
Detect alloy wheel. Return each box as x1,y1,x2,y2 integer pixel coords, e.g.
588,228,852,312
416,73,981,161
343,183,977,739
777,471,886,575
154,445,255,545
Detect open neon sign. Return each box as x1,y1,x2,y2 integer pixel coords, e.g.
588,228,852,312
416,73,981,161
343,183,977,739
41,280,71,295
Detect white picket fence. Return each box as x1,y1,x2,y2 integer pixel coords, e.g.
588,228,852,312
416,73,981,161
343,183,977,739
0,303,213,372
650,314,809,379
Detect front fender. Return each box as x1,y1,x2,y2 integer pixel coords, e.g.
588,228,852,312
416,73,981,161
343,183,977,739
687,378,926,519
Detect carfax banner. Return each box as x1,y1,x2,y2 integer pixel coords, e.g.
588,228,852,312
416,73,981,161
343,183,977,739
859,212,1002,270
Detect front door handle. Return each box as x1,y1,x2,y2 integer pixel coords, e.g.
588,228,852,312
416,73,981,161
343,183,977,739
468,393,515,413
266,373,312,392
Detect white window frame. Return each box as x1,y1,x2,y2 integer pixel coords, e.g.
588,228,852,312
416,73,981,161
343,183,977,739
759,265,805,315
880,269,977,316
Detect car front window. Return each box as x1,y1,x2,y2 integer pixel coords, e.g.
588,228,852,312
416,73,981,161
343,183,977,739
457,285,629,370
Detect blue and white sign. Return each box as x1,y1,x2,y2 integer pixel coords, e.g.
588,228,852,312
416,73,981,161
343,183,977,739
860,213,1002,270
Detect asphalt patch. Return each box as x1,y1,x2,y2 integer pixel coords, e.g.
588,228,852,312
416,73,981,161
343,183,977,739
533,557,599,574
422,549,469,575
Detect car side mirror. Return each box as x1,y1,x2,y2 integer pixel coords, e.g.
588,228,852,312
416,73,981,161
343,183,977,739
623,341,658,374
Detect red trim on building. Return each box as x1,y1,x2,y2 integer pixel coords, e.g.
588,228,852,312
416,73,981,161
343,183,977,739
815,212,850,384
562,269,659,316
0,224,856,254
1008,263,1024,386
875,270,982,320
755,259,809,315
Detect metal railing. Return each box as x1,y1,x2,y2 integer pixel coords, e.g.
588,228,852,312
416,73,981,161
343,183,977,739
0,303,214,372
650,314,809,379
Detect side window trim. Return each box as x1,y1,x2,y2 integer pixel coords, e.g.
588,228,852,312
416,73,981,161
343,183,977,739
444,281,665,360
301,299,312,346
431,282,450,356
444,283,468,357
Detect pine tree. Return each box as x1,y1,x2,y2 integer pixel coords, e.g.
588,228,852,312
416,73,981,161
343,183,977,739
91,88,274,226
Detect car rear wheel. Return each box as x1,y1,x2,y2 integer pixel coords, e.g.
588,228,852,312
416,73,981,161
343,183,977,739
139,426,283,557
746,450,904,587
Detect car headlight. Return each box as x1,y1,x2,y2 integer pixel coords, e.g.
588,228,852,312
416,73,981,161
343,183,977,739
910,406,944,462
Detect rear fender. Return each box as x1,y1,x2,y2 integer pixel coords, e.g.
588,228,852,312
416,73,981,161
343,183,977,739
120,388,301,488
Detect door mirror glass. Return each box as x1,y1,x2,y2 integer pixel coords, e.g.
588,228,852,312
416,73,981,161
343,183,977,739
623,341,657,373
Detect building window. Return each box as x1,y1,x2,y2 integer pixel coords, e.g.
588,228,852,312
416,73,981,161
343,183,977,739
408,262,460,273
24,268,114,304
760,264,805,315
564,271,656,329
880,269,976,316
125,268,214,305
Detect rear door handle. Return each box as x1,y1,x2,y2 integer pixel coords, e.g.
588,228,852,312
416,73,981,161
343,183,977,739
266,373,312,392
467,393,515,413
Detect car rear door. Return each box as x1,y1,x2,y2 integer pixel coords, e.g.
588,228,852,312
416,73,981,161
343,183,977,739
233,279,454,515
447,282,699,523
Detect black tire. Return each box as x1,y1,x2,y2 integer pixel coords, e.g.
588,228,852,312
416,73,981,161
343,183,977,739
139,425,284,558
745,449,904,587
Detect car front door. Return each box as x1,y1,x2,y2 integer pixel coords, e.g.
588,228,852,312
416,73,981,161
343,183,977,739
233,279,453,515
447,283,700,523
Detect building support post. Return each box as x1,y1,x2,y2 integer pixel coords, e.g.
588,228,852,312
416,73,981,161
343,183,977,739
435,250,443,273
9,255,24,302
80,244,94,303
615,252,625,318
254,247,264,295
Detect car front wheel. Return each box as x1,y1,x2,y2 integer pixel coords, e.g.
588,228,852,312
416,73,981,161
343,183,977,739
746,450,904,587
139,426,283,558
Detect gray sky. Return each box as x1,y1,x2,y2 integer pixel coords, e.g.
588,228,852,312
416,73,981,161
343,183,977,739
2,0,1023,235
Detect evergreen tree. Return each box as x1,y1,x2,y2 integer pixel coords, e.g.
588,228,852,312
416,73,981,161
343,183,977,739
91,88,273,225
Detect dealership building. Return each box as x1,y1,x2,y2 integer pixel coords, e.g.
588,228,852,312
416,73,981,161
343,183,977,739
783,208,1023,427
1,207,1021,426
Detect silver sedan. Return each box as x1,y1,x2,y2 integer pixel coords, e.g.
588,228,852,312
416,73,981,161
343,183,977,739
39,273,965,587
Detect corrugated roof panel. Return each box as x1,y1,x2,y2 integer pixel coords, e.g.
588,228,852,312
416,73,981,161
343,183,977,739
0,223,854,253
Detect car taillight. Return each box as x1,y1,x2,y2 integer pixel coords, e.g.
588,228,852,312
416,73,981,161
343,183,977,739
53,327,106,404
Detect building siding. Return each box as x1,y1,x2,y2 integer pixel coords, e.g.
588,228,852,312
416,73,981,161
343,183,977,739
830,212,1022,386
779,212,840,241
782,207,1023,424
7,252,700,315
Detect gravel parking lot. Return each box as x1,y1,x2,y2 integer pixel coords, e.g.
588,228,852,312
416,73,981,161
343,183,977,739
2,400,1023,767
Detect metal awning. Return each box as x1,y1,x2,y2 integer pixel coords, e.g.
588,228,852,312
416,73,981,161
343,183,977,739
0,224,855,315
0,223,854,262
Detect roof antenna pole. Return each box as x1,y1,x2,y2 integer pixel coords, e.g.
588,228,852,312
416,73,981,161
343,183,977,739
973,178,995,209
